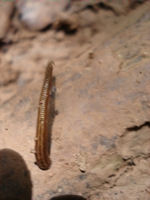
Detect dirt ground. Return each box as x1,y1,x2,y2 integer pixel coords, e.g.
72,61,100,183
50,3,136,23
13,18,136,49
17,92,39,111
0,1,150,200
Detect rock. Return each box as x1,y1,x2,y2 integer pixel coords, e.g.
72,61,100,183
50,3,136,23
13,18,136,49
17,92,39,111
15,0,148,31
16,0,70,31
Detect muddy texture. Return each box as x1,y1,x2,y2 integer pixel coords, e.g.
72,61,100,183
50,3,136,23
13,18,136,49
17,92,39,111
0,1,150,200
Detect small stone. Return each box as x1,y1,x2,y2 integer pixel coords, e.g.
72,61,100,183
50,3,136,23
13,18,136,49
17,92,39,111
58,187,62,193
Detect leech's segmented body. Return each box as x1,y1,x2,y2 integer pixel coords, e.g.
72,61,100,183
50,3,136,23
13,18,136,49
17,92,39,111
35,63,53,170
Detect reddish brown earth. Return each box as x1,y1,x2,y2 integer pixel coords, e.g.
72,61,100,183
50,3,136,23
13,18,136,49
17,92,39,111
0,1,150,200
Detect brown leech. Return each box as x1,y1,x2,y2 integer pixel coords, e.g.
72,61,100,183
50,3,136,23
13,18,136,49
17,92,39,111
35,62,53,170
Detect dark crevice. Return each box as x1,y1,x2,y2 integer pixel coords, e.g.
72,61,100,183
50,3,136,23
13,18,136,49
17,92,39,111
55,23,78,34
129,0,147,9
123,158,136,166
50,195,86,200
98,2,119,15
40,24,53,32
108,174,115,178
83,4,99,12
98,2,113,11
74,2,119,15
126,121,150,131
0,40,14,52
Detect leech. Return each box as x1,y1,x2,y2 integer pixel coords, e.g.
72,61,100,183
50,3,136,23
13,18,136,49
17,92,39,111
35,62,53,170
